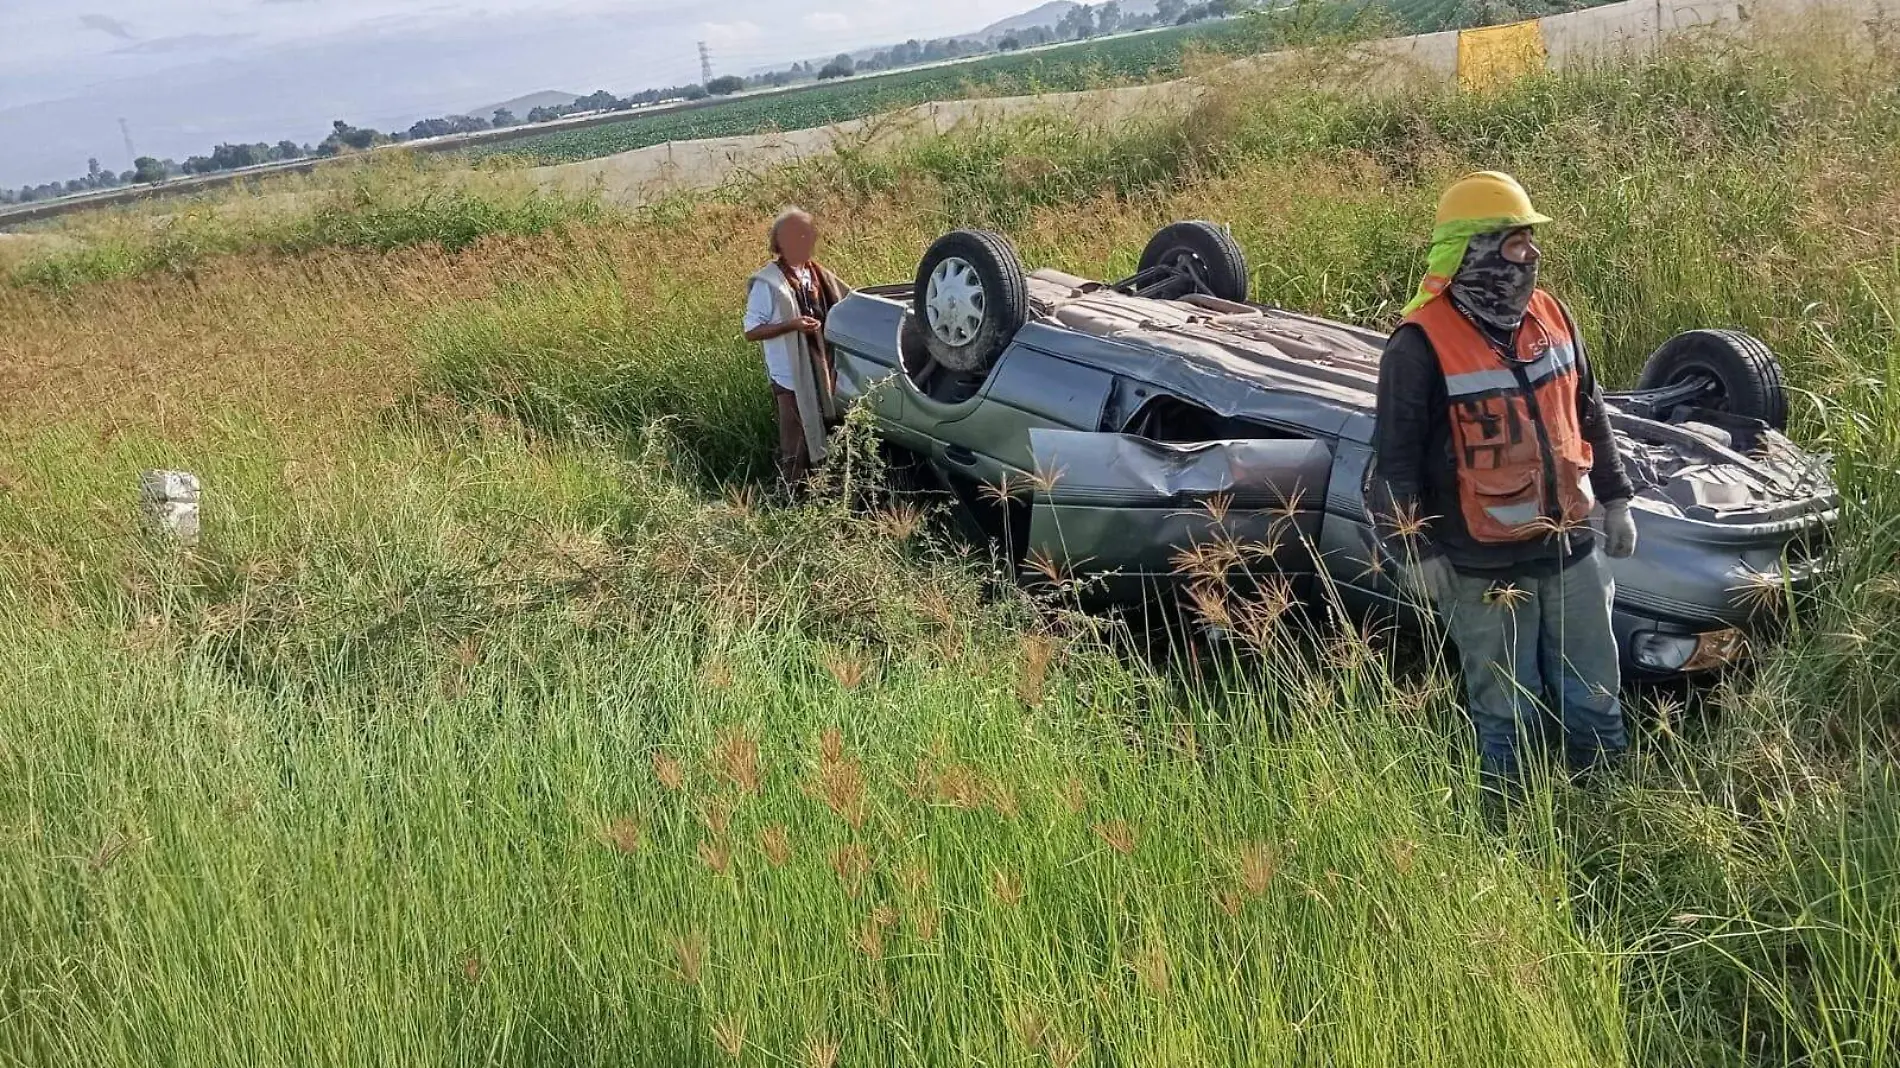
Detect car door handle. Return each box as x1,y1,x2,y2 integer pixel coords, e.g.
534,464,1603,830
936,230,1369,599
943,445,978,466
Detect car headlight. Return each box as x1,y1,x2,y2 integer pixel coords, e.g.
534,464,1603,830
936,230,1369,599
1630,628,1749,673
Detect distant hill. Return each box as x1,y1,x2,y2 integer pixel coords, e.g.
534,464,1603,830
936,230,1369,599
466,90,581,120
973,1,1080,39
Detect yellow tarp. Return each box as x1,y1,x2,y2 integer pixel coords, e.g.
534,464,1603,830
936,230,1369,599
1457,19,1548,92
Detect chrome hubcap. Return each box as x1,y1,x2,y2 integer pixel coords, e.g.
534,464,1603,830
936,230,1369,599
925,256,985,347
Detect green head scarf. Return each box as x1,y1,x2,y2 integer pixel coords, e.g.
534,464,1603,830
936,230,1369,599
1400,213,1550,317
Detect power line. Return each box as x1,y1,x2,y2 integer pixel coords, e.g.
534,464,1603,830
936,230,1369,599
118,118,137,163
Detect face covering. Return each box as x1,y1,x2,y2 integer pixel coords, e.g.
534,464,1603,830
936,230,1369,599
1448,229,1538,333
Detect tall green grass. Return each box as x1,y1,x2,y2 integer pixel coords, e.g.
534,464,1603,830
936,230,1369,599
4,23,1899,1068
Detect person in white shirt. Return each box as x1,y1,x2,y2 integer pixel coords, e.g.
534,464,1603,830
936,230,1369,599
743,208,850,489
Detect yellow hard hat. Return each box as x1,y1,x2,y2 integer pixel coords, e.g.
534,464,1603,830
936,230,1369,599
1435,171,1550,229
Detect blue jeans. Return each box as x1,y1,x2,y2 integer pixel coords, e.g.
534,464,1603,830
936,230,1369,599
1437,551,1628,787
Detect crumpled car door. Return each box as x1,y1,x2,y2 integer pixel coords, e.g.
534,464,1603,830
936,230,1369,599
1023,428,1334,602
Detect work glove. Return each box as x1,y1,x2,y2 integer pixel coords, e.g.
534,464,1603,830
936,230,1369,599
1601,499,1638,559
1399,554,1455,606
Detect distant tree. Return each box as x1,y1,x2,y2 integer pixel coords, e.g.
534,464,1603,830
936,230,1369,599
526,106,558,123
573,89,620,112
682,83,710,99
492,108,518,127
1098,0,1123,32
65,178,87,194
705,75,745,95
999,34,1022,49
120,169,138,185
86,157,104,187
1157,0,1187,21
817,55,854,79
1058,4,1098,38
274,140,304,160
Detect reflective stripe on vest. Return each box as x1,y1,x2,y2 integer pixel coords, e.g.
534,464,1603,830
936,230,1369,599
1403,290,1596,545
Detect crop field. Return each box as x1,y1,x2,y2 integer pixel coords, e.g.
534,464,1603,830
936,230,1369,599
466,22,1264,166
4,17,1899,1068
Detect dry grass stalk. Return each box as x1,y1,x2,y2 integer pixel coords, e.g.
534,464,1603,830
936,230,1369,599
897,859,931,895
1386,838,1418,875
1214,890,1244,917
911,903,942,943
601,816,642,854
1093,820,1137,856
873,501,926,541
991,868,1025,907
759,823,793,867
668,930,707,985
1009,1006,1050,1052
1239,841,1277,897
822,646,870,690
804,1034,841,1068
818,726,846,766
986,776,1021,820
1017,634,1058,707
87,830,137,873
814,753,868,829
830,842,871,898
697,839,733,875
653,751,688,792
700,796,735,838
1058,776,1088,815
700,654,734,691
855,917,886,960
1044,1034,1087,1068
1131,938,1170,995
712,726,762,795
462,953,483,983
711,1015,748,1059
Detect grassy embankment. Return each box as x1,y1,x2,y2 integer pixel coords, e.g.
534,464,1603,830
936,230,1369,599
3,20,1898,1068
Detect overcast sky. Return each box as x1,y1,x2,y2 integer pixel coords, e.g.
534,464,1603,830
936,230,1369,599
0,0,1036,187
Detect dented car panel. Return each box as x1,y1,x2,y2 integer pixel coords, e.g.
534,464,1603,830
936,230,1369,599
1024,430,1333,600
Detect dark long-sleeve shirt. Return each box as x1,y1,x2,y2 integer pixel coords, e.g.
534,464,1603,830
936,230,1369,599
1370,301,1633,575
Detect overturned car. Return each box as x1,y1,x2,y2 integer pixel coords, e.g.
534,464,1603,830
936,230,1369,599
823,222,1837,678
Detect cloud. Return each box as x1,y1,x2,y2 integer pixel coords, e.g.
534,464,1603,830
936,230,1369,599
699,19,762,48
79,14,135,40
116,33,256,55
804,11,852,33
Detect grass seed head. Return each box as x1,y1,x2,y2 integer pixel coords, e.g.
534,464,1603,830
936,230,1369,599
1058,776,1087,815
1239,840,1277,897
667,930,707,985
696,838,733,875
601,816,642,854
822,646,870,690
804,1035,840,1068
461,953,483,983
991,868,1025,907
652,751,688,792
1017,634,1058,707
711,1015,747,1059
1131,938,1170,995
759,823,794,867
1093,819,1136,855
912,903,942,943
830,842,871,898
712,726,762,795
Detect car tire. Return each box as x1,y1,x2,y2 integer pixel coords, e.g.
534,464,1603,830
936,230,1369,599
913,229,1029,375
1137,221,1250,303
1637,329,1789,431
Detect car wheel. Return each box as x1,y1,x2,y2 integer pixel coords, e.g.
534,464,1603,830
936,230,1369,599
1137,220,1249,303
1638,329,1789,431
913,229,1029,375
